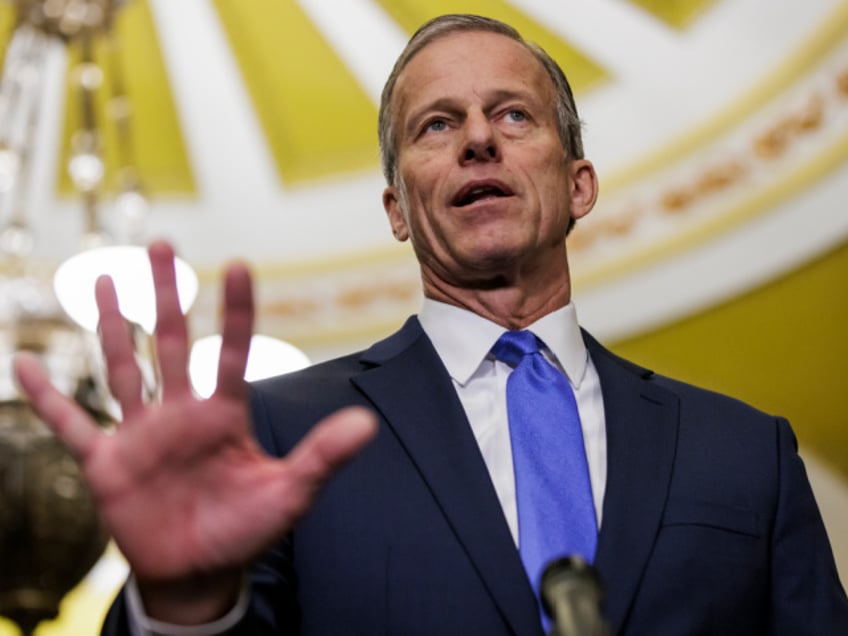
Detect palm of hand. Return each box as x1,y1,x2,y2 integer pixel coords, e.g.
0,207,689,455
84,392,280,581
14,242,376,590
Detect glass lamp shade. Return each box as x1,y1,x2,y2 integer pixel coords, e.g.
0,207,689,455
189,334,311,398
53,245,199,334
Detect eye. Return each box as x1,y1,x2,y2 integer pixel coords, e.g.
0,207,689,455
424,118,448,133
504,109,527,123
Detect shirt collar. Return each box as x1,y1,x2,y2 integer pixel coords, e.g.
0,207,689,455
418,298,588,389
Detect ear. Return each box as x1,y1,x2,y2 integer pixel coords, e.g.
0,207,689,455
568,159,599,221
383,186,410,242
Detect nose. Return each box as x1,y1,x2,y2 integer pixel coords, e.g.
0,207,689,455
459,110,501,164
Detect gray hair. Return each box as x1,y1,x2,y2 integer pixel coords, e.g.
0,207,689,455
378,14,584,185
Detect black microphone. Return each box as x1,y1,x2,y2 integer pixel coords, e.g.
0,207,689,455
540,556,610,636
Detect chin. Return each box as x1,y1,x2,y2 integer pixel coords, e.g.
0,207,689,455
472,241,528,265
459,249,523,279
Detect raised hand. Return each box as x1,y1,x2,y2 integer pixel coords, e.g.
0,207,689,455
13,241,377,622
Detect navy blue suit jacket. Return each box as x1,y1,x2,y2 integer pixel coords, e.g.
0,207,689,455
104,316,848,635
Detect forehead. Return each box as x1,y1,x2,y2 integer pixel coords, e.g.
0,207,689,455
392,30,553,120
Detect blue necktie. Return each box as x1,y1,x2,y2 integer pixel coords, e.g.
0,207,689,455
492,330,597,621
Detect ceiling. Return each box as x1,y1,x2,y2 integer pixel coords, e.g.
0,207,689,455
1,0,845,353
3,0,848,456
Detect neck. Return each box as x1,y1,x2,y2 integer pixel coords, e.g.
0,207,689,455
421,266,572,330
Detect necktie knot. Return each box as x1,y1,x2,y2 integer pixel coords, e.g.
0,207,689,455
492,330,542,367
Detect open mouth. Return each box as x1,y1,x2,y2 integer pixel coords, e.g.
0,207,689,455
452,181,512,207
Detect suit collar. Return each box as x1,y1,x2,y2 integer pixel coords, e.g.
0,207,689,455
358,315,424,365
417,299,589,389
356,316,544,636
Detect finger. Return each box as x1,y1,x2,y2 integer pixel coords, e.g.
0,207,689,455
276,407,378,520
215,263,254,401
95,275,144,419
13,352,100,460
149,241,191,398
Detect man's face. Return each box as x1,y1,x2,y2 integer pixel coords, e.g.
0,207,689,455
383,30,595,291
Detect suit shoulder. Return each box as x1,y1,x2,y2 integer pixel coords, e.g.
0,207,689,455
250,316,425,400
248,350,373,449
584,330,781,429
652,372,774,417
252,350,367,395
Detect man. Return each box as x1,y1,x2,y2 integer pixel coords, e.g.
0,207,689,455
14,14,848,636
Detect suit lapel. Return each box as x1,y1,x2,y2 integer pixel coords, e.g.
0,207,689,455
352,318,543,636
348,320,678,634
585,333,679,634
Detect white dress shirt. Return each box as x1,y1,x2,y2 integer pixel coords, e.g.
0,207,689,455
128,299,608,634
418,298,608,540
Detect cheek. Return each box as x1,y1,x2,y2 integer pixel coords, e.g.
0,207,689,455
534,160,571,203
397,190,437,243
528,174,564,210
398,167,444,221
532,179,573,235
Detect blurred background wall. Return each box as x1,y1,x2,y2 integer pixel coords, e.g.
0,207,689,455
1,0,846,632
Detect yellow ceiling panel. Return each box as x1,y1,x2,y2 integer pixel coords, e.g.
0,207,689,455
626,0,718,29
373,0,609,93
0,5,15,70
58,0,194,196
211,0,378,185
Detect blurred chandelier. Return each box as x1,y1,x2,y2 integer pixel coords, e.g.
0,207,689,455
0,2,195,634
0,4,309,632
0,0,198,308
2,0,140,252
